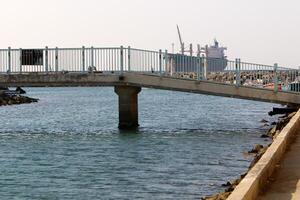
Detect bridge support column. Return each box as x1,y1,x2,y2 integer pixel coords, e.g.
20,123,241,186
114,86,141,129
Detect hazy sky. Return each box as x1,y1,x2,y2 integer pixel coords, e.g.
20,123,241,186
1,0,299,67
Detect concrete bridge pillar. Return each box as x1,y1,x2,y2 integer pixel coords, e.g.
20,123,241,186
114,86,141,129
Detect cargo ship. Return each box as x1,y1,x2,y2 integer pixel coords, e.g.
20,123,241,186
167,26,228,74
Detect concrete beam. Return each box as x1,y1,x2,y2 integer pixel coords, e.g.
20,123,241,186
123,73,300,105
0,73,121,87
0,73,299,105
114,86,141,129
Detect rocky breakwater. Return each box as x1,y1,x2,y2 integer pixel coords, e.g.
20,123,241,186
202,110,298,200
0,87,38,106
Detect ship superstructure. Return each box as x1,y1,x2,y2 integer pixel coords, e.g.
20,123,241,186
205,39,227,60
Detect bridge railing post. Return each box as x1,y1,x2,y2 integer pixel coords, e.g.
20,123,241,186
82,46,85,72
120,46,124,74
235,58,241,87
197,53,201,80
159,49,162,76
274,63,278,92
128,46,131,72
91,46,94,69
19,48,22,74
202,55,207,80
8,47,11,74
45,46,49,73
165,50,168,75
55,47,58,72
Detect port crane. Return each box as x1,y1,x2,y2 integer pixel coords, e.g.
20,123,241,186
176,25,201,56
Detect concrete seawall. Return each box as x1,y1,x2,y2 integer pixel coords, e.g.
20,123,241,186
227,110,300,200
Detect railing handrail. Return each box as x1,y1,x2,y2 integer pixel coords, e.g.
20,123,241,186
0,46,297,70
130,48,159,54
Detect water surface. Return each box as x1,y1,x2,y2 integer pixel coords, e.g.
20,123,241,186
0,87,276,199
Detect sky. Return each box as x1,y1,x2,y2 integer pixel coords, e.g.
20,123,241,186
0,0,299,67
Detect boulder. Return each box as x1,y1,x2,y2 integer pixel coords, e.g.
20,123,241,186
267,126,277,136
16,87,26,94
248,144,264,154
260,119,269,123
261,134,269,138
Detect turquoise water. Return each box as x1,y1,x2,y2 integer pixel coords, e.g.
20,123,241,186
0,88,276,199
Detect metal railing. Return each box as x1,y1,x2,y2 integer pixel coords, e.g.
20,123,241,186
0,46,299,93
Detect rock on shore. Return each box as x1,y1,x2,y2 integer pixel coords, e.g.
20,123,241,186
0,93,38,106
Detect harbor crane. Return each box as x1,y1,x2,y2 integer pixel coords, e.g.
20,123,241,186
176,25,196,56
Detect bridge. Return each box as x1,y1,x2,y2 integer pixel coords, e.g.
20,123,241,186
1,46,300,129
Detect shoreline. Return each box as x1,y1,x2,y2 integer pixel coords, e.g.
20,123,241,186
202,110,297,200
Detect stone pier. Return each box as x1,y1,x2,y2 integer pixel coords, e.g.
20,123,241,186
114,86,141,129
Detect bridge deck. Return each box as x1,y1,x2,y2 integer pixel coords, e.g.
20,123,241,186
0,72,300,105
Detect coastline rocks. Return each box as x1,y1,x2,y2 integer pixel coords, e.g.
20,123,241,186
267,126,277,137
248,144,264,154
204,178,243,200
0,95,38,106
261,123,269,128
202,112,296,200
260,119,269,123
16,87,26,94
263,112,296,138
260,134,269,138
202,192,231,200
248,145,268,169
221,182,231,187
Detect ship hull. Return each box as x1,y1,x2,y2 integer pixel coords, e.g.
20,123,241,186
167,54,227,73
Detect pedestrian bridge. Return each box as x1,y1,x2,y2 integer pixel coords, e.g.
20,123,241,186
1,46,300,128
